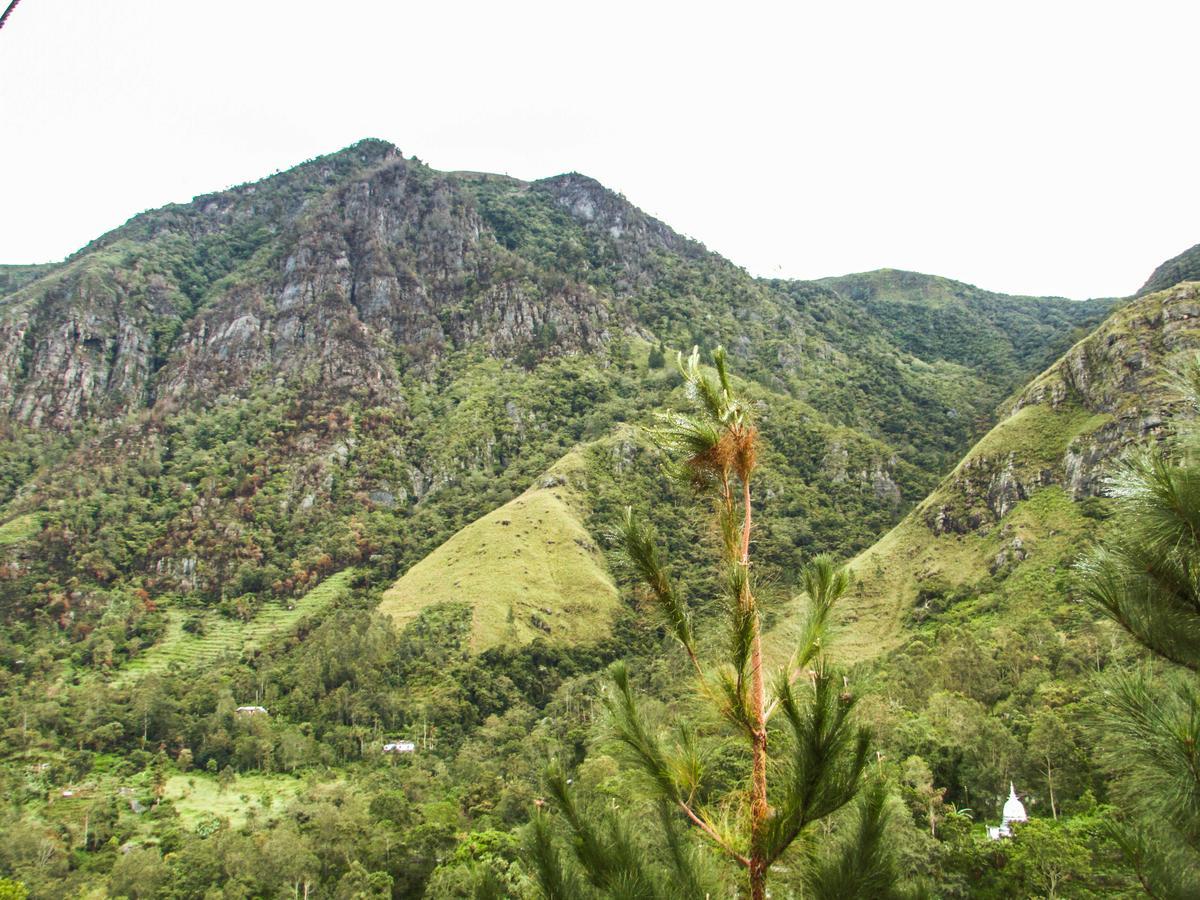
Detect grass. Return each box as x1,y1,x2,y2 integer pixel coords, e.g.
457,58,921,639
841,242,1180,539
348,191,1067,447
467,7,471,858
164,772,306,830
0,512,40,547
793,378,1112,663
28,756,316,847
113,568,356,685
961,403,1110,473
766,302,1131,666
378,449,619,651
852,487,1090,657
768,486,1097,667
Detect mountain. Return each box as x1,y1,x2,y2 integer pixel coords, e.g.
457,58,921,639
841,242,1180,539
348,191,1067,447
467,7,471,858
840,280,1200,658
818,268,1111,415
0,138,1150,898
1138,240,1200,295
0,138,1110,634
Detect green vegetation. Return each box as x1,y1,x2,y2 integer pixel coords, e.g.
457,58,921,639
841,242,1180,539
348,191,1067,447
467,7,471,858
1074,355,1200,893
0,137,1189,897
113,568,357,684
380,452,618,650
532,349,899,899
0,514,38,548
819,269,1113,398
163,772,308,830
1138,241,1200,294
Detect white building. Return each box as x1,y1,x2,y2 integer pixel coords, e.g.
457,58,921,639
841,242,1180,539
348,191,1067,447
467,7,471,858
383,740,416,754
987,783,1028,839
235,705,268,716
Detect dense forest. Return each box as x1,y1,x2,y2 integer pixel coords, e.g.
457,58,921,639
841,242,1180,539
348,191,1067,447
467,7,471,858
0,140,1195,898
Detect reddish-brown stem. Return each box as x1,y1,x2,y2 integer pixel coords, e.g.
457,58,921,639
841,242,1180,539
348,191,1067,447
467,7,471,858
740,472,752,566
741,469,769,900
684,644,703,679
677,800,750,868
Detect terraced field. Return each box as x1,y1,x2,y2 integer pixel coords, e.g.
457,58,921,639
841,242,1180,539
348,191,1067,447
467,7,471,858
113,569,357,685
164,772,309,829
0,512,39,547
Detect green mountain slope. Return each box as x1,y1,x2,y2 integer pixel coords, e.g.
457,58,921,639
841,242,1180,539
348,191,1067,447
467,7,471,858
113,568,357,685
0,138,1169,897
1139,241,1200,294
818,269,1113,420
0,137,1108,671
378,450,618,651
835,280,1200,660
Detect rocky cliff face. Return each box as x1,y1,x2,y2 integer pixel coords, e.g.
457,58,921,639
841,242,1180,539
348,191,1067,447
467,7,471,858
532,172,702,261
0,252,191,427
0,145,619,428
154,158,615,407
925,282,1200,534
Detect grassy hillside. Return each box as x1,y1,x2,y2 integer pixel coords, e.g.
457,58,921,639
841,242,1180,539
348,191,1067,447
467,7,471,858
163,773,307,830
378,450,620,651
815,281,1200,662
113,568,357,685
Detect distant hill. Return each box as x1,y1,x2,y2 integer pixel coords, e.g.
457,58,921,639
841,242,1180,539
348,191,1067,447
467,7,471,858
1139,241,1200,295
818,269,1113,409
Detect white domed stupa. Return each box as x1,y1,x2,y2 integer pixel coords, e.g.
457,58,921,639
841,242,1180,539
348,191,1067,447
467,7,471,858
987,783,1027,840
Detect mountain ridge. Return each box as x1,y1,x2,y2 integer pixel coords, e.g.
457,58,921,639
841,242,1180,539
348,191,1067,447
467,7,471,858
0,137,1194,897
834,279,1200,661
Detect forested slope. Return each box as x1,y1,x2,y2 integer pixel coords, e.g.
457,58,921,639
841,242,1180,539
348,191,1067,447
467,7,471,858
0,138,1137,898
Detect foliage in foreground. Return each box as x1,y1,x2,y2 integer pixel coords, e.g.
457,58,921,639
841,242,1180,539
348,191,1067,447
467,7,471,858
1076,354,1200,895
529,349,903,899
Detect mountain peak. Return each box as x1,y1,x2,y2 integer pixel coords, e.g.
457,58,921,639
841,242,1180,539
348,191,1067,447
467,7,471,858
531,171,700,256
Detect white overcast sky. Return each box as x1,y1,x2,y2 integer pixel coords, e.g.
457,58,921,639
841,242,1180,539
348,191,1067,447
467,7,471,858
1,1,1197,299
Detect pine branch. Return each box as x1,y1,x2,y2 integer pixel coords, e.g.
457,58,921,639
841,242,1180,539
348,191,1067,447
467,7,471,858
604,662,681,803
527,813,589,900
767,556,851,721
803,779,903,900
765,673,871,864
617,509,700,673
1095,668,1200,849
543,767,657,896
658,803,728,897
675,798,750,868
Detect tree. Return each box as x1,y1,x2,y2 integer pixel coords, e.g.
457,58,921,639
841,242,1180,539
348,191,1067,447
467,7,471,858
1025,709,1077,820
528,348,891,900
150,750,170,805
334,861,393,899
900,755,947,837
108,847,167,899
647,342,666,370
1005,818,1090,899
1075,354,1200,892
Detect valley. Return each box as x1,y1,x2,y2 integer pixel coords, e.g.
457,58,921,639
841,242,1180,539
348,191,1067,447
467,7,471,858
0,139,1192,898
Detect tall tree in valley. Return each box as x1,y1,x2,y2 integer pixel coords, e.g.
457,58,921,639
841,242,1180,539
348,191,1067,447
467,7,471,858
529,348,900,899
